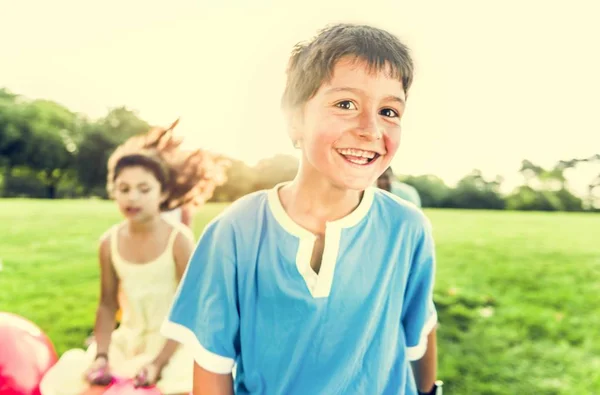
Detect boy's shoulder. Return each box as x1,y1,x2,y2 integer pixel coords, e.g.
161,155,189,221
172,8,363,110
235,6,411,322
206,189,270,231
372,187,431,231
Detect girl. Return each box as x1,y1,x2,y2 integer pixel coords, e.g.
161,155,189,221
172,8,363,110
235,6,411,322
40,120,228,395
83,120,206,345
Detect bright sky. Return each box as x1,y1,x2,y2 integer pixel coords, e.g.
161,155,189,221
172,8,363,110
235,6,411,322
1,0,599,194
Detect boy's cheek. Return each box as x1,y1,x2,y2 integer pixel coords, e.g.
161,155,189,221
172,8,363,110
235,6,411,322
383,133,401,157
308,121,343,147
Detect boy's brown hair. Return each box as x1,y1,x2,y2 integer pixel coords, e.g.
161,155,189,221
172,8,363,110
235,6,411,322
281,23,414,113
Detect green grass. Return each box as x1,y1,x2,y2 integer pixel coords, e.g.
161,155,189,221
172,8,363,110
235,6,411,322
1,199,599,394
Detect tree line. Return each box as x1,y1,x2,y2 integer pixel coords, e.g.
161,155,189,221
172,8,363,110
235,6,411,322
1,88,598,212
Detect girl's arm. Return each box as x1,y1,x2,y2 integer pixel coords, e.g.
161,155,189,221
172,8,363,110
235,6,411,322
94,233,119,357
193,364,234,395
151,232,195,368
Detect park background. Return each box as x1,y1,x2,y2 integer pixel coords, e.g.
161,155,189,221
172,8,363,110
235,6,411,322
1,1,599,394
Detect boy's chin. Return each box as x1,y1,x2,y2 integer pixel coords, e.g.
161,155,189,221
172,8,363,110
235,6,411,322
332,175,377,191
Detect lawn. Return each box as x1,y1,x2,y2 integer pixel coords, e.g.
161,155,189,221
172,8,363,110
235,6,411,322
1,199,599,394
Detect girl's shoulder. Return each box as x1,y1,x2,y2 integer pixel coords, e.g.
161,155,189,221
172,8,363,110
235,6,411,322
97,222,125,262
98,221,123,245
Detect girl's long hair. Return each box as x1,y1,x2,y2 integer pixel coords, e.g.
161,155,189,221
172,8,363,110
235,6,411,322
106,119,229,211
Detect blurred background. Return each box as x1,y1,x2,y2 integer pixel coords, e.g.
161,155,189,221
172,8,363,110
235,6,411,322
1,0,599,394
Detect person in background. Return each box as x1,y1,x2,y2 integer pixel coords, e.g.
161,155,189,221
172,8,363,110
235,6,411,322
377,166,422,207
162,204,194,228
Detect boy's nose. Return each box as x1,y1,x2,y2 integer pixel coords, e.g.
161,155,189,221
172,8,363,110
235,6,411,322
356,111,382,140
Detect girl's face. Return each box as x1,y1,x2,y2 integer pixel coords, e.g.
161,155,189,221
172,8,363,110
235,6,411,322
113,166,166,222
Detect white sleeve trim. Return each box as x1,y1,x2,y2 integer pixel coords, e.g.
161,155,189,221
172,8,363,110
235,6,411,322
160,320,236,374
406,310,438,361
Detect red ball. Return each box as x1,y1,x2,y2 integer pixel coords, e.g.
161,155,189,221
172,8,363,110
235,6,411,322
0,312,58,395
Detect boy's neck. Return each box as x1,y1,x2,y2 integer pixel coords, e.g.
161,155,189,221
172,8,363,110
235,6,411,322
279,168,364,235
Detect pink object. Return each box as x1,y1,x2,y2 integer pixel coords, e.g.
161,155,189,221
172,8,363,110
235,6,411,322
80,384,113,395
102,378,162,395
80,377,162,395
0,312,58,395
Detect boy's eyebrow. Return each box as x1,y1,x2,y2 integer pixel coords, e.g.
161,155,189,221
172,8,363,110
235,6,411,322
325,87,405,105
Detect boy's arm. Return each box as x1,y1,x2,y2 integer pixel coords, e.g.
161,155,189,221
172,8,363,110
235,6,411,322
411,327,438,393
160,217,240,392
402,218,439,393
193,364,234,395
171,232,234,395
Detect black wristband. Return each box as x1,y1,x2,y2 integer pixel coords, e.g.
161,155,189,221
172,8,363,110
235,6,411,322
95,352,108,361
418,380,443,395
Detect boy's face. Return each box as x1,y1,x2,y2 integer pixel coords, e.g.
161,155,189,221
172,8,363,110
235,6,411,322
291,57,406,191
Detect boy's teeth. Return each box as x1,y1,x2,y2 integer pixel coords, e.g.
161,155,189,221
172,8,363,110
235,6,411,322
337,148,376,159
347,157,369,165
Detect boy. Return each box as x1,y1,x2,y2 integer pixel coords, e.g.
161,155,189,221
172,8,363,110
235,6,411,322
161,23,441,395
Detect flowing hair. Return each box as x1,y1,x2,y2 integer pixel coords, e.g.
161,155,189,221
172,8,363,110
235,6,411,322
106,119,229,211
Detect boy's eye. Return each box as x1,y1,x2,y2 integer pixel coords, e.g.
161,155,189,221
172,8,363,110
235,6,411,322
118,188,129,193
380,108,399,118
335,100,357,110
140,188,151,194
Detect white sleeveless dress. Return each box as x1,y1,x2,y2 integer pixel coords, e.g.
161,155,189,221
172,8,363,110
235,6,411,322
40,221,195,395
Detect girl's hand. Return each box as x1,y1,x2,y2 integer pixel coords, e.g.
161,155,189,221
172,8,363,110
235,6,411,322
84,355,113,385
133,362,162,387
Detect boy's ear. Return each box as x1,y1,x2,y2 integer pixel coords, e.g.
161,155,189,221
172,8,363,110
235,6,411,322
286,108,303,148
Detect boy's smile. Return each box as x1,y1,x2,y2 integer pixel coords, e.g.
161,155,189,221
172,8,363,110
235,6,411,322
292,56,406,190
335,148,381,166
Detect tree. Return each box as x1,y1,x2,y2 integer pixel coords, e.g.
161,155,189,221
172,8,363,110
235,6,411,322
26,100,82,198
506,186,562,211
211,158,256,202
0,90,25,166
443,170,505,210
580,154,600,210
0,88,17,101
400,174,451,208
0,97,81,198
75,107,150,196
554,188,584,212
252,154,299,191
518,160,544,188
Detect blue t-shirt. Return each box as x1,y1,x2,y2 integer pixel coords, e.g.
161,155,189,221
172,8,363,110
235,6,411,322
161,183,438,395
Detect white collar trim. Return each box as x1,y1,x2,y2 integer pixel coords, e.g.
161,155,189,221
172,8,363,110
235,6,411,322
267,182,374,238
